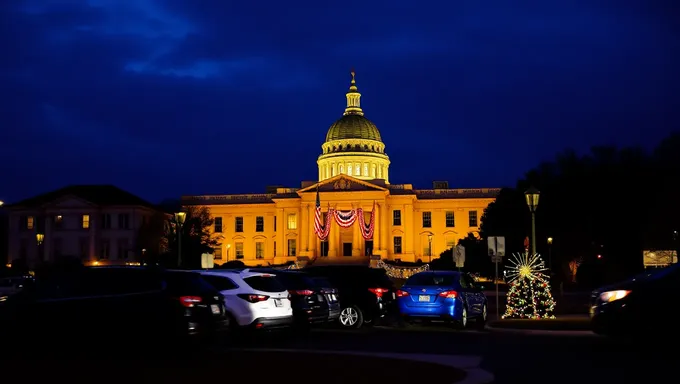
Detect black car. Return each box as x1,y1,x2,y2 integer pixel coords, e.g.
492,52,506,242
303,265,396,328
590,263,680,337
309,276,341,322
253,268,332,327
0,266,228,351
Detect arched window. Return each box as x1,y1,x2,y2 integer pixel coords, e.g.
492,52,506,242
332,163,336,176
355,164,360,175
347,164,352,176
363,163,368,176
339,164,344,174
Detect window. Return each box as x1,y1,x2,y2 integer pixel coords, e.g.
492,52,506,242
117,238,129,259
288,239,297,256
256,242,264,259
424,241,432,257
79,238,89,260
274,216,277,232
468,211,478,227
371,165,376,178
273,241,277,257
235,242,244,259
347,164,352,176
446,238,456,250
422,211,432,228
54,215,63,229
339,164,344,174
393,210,401,226
101,214,112,229
244,276,286,293
214,217,223,233
235,217,243,232
320,241,329,257
202,275,238,291
287,213,297,230
118,214,130,229
26,216,34,230
406,273,456,286
82,215,90,229
355,164,360,175
100,240,110,260
363,163,368,176
446,212,455,227
213,248,222,260
394,236,402,254
256,216,264,232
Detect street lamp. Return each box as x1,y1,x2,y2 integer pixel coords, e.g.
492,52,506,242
175,212,186,268
427,234,433,259
547,237,553,273
227,244,231,262
0,201,4,207
524,186,540,256
36,233,44,262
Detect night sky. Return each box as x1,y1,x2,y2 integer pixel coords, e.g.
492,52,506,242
2,1,678,204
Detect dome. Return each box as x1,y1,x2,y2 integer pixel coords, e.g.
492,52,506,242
325,114,382,142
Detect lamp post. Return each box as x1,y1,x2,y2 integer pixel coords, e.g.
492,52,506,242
175,212,186,268
227,244,231,262
547,237,553,273
427,234,433,260
36,233,44,263
524,186,540,256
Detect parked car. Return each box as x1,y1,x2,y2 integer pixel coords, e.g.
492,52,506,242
590,263,680,337
198,269,293,330
253,269,338,327
303,265,396,328
309,276,341,323
396,271,487,328
0,267,229,349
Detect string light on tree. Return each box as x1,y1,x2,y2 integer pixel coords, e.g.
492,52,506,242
502,252,556,319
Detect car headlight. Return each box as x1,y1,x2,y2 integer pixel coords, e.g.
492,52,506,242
598,290,631,303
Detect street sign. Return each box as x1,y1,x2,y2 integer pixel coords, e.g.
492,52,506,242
487,236,506,260
491,255,503,263
454,245,466,267
201,253,214,269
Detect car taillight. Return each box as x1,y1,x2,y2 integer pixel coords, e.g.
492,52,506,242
179,296,203,307
369,288,389,298
438,290,458,299
237,294,270,303
288,290,314,296
396,289,409,297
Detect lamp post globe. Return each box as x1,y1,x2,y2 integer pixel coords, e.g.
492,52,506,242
524,187,540,256
175,212,186,268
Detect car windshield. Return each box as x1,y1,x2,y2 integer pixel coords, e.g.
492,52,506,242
274,273,316,290
406,273,457,286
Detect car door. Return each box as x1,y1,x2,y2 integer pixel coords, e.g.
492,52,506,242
464,274,485,313
458,274,479,315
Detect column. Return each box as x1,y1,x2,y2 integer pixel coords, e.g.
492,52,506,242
308,204,316,255
275,208,284,258
328,214,338,257
373,203,380,252
381,203,389,256
352,211,361,256
301,204,309,252
404,204,415,258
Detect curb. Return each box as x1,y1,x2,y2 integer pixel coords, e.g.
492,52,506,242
231,348,494,384
485,324,599,337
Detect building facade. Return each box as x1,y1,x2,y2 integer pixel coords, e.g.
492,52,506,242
5,185,163,268
182,72,499,266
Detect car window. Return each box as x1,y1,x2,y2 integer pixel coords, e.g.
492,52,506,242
407,273,456,286
463,274,477,289
243,275,286,293
163,272,216,295
275,273,316,290
203,275,238,291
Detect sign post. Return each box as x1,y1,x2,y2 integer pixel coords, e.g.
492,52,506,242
487,236,506,320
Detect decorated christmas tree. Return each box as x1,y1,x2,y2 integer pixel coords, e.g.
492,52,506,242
502,252,556,319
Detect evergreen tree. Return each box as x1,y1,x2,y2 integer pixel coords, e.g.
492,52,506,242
502,253,556,319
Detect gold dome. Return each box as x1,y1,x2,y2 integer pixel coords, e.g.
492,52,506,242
324,70,383,144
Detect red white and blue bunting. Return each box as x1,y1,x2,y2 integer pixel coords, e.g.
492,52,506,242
314,203,376,240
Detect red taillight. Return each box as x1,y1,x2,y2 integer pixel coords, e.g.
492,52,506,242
288,289,314,296
237,294,270,303
396,289,409,297
179,296,203,307
369,288,389,298
438,290,458,299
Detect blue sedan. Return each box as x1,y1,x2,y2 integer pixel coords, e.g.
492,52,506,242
396,271,488,328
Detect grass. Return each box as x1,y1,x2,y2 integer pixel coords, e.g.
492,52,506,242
2,350,468,384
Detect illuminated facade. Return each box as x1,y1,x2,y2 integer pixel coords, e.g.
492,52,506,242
182,72,499,266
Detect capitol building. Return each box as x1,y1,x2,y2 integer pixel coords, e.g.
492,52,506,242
182,72,499,266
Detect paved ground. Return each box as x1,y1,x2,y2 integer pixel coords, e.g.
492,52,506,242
222,323,678,384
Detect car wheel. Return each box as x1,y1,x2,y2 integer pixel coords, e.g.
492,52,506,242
339,305,364,329
475,304,488,329
455,306,468,329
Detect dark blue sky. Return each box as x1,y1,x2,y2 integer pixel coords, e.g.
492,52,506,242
2,0,678,203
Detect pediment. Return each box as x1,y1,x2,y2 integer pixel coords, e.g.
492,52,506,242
46,195,97,209
298,175,387,194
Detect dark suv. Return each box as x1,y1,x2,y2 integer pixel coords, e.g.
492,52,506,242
303,266,395,328
0,267,228,351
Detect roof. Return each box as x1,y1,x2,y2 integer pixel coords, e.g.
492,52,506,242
325,114,382,142
7,185,158,210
